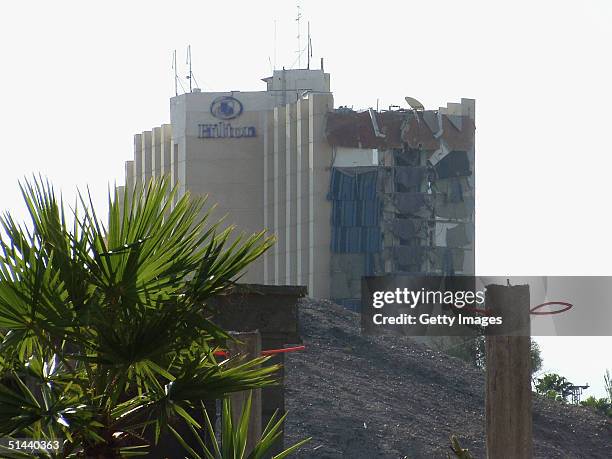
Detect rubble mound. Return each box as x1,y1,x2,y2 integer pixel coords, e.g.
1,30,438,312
284,298,611,458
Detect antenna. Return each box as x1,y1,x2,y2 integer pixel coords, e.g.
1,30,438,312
307,21,312,69
172,50,178,96
274,19,277,71
296,1,302,68
186,45,192,92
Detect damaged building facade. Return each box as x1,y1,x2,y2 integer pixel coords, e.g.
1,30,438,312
119,69,475,305
326,101,475,309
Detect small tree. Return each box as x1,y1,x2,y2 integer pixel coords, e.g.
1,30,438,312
529,340,543,376
449,337,542,378
535,373,573,401
580,370,612,418
0,178,281,457
580,396,612,418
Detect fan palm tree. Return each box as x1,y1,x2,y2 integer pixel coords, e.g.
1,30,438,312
0,177,278,457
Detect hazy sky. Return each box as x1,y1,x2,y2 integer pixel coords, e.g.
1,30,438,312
0,1,610,397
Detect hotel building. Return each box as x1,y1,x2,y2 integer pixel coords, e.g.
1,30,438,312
120,68,475,305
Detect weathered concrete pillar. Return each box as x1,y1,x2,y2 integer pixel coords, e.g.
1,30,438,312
125,161,134,192
273,106,287,285
160,124,172,182
227,331,262,455
170,143,179,206
141,130,152,183
151,126,162,178
133,134,142,188
285,102,297,285
308,93,334,298
296,98,309,288
210,284,305,455
485,284,532,459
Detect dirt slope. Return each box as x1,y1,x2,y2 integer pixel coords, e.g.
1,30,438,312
284,299,611,458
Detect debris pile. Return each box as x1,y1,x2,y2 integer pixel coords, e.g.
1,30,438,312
284,298,611,458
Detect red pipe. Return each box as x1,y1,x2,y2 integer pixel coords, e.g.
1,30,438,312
262,345,306,355
213,345,305,358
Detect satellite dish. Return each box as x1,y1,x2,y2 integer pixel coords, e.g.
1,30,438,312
405,96,425,111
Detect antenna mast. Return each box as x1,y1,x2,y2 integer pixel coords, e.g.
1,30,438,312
186,45,193,92
307,21,312,69
296,2,302,68
274,19,277,71
172,50,178,96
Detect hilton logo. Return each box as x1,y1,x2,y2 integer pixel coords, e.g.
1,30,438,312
199,96,256,139
210,96,243,120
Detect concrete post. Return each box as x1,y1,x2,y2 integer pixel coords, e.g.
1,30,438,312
485,284,532,459
141,130,152,183
160,124,172,180
227,331,262,455
133,134,142,188
151,127,162,178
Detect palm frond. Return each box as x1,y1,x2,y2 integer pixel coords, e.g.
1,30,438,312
170,393,311,459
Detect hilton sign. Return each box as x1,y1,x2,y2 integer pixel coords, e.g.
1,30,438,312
198,96,256,139
198,122,256,139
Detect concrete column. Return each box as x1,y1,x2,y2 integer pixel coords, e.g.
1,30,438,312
273,107,287,284
227,331,262,456
261,337,286,455
133,134,142,188
171,143,179,205
296,98,310,288
308,102,314,295
176,138,187,199
151,127,162,178
285,103,297,285
141,131,152,184
308,93,334,298
160,124,172,183
463,98,476,275
125,160,134,192
263,111,273,284
115,185,125,215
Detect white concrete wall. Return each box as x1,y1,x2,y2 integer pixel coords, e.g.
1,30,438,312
333,147,378,167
